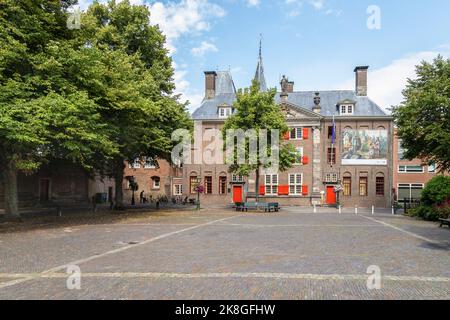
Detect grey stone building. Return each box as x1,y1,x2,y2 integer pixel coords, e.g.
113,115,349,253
183,47,394,208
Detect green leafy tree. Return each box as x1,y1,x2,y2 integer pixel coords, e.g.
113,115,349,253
79,0,192,209
0,0,116,220
222,80,296,202
392,56,450,172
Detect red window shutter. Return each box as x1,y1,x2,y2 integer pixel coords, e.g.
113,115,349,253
302,185,309,196
278,185,289,196
283,132,290,140
259,185,266,196
303,128,309,140
302,155,309,165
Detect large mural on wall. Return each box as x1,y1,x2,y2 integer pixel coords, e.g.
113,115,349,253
341,130,388,165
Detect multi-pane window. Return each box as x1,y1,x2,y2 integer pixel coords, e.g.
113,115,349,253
359,177,368,196
343,177,352,196
290,128,303,140
173,184,183,196
347,105,353,114
327,148,336,164
205,176,212,194
232,174,244,183
144,157,157,169
190,176,198,194
398,165,424,173
293,147,303,165
340,105,354,115
219,107,231,118
398,184,424,202
219,177,227,194
129,158,141,169
325,173,339,183
152,177,160,189
265,174,278,195
289,174,303,195
376,177,385,196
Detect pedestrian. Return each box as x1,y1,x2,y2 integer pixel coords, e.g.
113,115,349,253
140,190,144,204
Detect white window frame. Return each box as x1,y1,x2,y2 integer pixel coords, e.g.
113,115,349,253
340,104,354,115
293,147,304,165
289,174,303,195
153,178,160,189
398,165,425,173
173,184,183,195
219,107,231,118
289,127,303,140
325,173,339,183
232,174,244,183
144,157,157,169
265,174,278,195
129,158,141,169
397,183,424,201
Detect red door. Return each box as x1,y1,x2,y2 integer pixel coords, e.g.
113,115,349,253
326,186,336,205
233,186,243,203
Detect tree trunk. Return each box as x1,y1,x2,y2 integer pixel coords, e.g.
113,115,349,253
3,159,20,221
114,159,125,211
255,167,260,203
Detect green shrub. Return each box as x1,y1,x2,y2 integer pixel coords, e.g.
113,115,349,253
408,205,437,220
421,176,450,206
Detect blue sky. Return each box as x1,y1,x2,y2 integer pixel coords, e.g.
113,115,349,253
79,0,450,113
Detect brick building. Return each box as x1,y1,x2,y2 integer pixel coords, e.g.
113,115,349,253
183,46,394,208
393,129,439,203
0,161,115,209
123,158,183,204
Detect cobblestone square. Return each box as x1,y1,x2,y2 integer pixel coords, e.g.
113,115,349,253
0,207,449,300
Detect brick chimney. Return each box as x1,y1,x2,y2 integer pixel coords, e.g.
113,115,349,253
204,71,217,99
354,66,369,96
280,75,294,93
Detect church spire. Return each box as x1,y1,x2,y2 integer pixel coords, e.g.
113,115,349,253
254,34,267,92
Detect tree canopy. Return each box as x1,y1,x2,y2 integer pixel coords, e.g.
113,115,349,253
222,80,296,201
0,0,192,217
392,56,450,172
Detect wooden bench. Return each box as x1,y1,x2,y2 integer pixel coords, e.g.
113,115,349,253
235,202,280,212
439,218,450,228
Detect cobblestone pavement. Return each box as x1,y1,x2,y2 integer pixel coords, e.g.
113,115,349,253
0,207,449,300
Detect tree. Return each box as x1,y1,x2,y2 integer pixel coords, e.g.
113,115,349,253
0,0,116,220
79,0,192,209
392,56,450,172
222,80,296,202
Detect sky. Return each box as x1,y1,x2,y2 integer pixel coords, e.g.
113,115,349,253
77,0,450,113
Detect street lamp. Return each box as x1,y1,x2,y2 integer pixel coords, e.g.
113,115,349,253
126,176,139,206
195,178,204,211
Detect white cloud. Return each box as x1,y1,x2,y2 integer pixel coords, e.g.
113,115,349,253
309,0,324,10
337,49,450,113
247,0,260,7
172,63,204,114
191,41,218,57
148,0,226,53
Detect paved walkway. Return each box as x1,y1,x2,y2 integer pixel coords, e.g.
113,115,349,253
0,207,449,299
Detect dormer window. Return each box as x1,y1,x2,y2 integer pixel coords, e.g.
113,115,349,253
340,104,354,115
219,107,232,118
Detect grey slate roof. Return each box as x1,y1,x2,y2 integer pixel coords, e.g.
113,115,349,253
191,71,388,120
274,91,388,117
